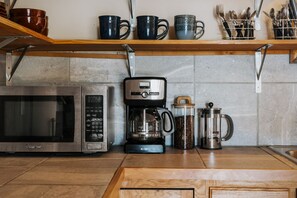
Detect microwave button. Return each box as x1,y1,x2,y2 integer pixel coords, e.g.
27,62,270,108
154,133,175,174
87,143,102,150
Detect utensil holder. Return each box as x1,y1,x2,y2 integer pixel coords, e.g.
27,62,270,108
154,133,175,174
272,19,297,39
220,19,255,40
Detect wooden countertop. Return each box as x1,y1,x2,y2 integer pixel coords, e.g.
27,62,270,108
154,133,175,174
0,146,296,197
122,147,205,168
198,146,293,170
122,146,294,170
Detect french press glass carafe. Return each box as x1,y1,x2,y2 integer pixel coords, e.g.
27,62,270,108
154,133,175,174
198,102,234,149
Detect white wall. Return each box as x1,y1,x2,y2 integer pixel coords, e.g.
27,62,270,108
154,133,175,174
14,0,287,40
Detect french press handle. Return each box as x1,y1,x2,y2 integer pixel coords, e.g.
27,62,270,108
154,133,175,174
221,114,234,141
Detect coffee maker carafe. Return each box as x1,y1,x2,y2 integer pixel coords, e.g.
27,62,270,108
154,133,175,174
198,102,234,149
124,77,175,153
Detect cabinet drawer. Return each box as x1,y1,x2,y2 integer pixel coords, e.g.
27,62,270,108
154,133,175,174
120,188,194,198
210,187,289,198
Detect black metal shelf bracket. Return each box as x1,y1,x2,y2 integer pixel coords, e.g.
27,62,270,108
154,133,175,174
123,44,135,77
255,44,272,93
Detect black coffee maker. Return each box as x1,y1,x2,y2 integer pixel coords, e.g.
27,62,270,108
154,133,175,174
124,77,175,153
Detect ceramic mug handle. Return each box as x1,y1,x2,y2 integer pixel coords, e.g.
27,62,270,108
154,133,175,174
194,20,205,40
156,19,169,40
119,20,131,39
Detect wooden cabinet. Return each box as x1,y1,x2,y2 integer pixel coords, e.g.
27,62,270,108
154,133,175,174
104,168,297,198
210,187,289,198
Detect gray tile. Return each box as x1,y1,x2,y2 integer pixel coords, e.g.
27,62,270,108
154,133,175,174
70,58,129,83
0,54,5,84
135,56,194,83
108,84,126,145
195,83,258,146
166,83,195,110
259,83,297,145
262,54,297,82
195,55,254,83
11,56,70,85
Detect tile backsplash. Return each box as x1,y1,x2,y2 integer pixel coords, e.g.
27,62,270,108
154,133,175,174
1,54,297,146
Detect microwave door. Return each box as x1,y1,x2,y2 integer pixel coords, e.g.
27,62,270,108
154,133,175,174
4,100,31,137
32,101,57,137
1,96,75,142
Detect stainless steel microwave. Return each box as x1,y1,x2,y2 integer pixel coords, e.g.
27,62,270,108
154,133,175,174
0,85,114,153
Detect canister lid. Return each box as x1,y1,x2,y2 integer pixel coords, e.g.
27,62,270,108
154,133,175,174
174,96,195,107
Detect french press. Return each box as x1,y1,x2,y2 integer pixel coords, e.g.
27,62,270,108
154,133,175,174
198,102,234,149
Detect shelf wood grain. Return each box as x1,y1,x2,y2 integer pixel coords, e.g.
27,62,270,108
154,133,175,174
2,16,297,61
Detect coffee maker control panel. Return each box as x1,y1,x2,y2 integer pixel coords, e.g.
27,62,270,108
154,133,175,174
124,78,166,101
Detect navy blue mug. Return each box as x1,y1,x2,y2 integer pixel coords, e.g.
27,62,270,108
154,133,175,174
136,15,169,40
99,15,130,39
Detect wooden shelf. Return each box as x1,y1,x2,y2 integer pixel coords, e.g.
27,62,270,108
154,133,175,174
1,16,297,57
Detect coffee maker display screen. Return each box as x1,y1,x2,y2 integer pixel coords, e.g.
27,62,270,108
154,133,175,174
139,81,150,89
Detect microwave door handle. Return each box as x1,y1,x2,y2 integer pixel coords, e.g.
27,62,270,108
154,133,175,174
50,118,56,136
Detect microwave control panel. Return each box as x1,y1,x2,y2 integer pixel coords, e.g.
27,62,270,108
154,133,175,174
85,95,104,142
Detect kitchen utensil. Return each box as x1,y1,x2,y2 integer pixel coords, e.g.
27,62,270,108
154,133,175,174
289,0,297,19
230,10,243,39
216,4,232,38
173,96,195,150
198,102,234,150
243,7,252,39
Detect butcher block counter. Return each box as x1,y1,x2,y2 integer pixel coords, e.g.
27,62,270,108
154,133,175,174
105,147,297,198
0,147,296,198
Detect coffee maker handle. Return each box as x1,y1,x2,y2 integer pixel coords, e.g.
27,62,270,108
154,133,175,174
157,108,176,136
221,114,234,141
